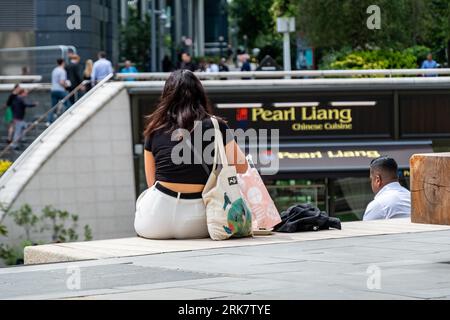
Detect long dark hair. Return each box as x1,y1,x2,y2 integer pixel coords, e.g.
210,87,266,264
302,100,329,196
144,70,213,138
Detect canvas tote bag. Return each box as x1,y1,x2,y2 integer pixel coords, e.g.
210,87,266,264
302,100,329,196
202,117,253,240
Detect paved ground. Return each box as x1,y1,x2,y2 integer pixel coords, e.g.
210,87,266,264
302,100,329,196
2,230,450,300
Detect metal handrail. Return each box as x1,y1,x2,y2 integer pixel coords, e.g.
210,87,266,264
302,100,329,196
0,45,76,53
0,75,42,83
0,73,114,169
0,80,88,159
115,68,450,80
0,73,114,213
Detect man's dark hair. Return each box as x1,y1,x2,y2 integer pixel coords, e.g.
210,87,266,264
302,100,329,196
98,51,107,58
370,156,398,178
56,58,64,65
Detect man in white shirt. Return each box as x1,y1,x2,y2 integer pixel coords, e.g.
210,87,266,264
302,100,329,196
48,58,69,125
363,156,411,221
91,51,113,85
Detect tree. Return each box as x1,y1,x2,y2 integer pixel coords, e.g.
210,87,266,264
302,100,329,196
229,0,276,50
230,0,450,67
119,6,151,71
294,0,449,54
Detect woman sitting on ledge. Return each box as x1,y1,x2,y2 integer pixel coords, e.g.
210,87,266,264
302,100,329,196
134,70,248,239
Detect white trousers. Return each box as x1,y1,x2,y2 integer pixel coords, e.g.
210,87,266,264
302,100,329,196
134,183,209,239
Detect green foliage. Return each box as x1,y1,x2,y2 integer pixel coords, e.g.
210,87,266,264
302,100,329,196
1,204,93,266
8,204,39,241
119,6,151,71
295,0,447,50
229,0,275,49
231,0,450,67
327,50,418,70
41,206,80,243
270,0,300,21
84,225,93,242
0,244,16,266
0,224,6,237
404,45,434,65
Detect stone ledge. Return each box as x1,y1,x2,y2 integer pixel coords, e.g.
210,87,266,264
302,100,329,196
24,218,450,265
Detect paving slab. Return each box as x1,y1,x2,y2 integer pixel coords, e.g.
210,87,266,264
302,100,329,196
24,218,450,265
1,228,450,300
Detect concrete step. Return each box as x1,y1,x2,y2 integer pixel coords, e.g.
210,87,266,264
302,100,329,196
23,218,450,265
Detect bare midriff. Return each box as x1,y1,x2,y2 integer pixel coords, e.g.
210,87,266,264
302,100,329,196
158,181,205,193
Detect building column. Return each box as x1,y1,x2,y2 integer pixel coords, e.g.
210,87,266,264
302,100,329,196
140,0,148,21
120,0,128,25
158,0,166,71
174,0,182,48
196,0,205,57
187,0,193,56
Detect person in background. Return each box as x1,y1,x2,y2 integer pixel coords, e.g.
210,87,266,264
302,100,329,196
21,66,30,76
219,58,229,72
178,52,197,72
3,84,21,143
65,54,83,104
240,53,251,72
421,53,439,77
48,58,69,125
226,44,234,63
206,59,219,73
83,59,93,92
162,55,173,72
363,156,411,221
91,51,113,85
119,60,138,81
121,60,138,73
197,58,208,72
11,88,37,149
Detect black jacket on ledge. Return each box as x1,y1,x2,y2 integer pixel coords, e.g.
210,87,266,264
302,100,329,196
274,204,342,233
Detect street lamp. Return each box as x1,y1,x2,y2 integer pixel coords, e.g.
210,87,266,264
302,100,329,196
243,34,248,53
218,35,224,58
277,17,295,72
149,1,167,72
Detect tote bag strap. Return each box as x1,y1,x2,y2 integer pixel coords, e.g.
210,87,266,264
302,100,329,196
210,117,228,171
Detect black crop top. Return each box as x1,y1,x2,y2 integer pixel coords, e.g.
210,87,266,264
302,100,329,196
144,118,236,184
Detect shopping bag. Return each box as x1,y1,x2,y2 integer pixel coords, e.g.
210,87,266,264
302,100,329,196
237,155,281,231
202,117,253,240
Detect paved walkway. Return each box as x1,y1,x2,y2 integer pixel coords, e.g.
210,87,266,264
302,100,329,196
2,229,450,300
24,219,450,264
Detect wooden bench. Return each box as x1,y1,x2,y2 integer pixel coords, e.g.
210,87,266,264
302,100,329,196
411,152,450,225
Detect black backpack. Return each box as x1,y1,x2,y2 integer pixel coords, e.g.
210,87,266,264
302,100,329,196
274,204,342,233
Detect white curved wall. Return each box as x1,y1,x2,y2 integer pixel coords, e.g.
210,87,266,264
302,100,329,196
0,83,136,245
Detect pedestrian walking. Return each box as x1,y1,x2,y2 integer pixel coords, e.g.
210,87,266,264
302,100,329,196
91,51,113,85
66,54,83,104
11,88,37,149
3,84,21,143
48,58,69,125
83,59,93,92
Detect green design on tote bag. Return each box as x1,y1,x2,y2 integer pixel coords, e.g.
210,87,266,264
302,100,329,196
222,192,252,237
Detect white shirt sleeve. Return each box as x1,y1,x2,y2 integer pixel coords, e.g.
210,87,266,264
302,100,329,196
363,200,386,221
91,62,97,83
108,61,113,74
